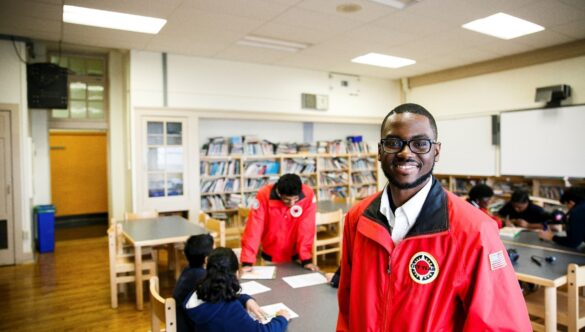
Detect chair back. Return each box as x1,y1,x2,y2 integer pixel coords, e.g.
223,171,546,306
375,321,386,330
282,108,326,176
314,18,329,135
149,276,177,332
204,217,226,247
312,209,344,265
124,210,159,221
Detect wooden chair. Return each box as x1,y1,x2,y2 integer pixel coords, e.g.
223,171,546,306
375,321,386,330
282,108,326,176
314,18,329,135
149,276,177,332
204,217,226,247
312,209,343,266
524,263,585,332
108,224,157,308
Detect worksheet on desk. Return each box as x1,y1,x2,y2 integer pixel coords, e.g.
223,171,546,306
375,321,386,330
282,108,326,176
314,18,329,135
241,266,277,279
260,302,299,323
282,272,327,288
240,281,271,295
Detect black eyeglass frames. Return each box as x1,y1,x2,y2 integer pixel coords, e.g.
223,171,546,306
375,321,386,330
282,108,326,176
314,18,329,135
380,138,439,154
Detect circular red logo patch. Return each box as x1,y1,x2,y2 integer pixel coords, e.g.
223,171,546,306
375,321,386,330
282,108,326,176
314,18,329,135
409,252,439,284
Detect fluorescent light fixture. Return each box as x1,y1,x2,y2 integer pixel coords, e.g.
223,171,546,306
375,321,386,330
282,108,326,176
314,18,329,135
351,53,415,68
236,35,309,52
63,5,166,34
462,13,544,40
369,0,420,10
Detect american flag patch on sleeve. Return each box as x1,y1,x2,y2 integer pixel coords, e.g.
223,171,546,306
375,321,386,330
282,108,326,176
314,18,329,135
489,251,507,271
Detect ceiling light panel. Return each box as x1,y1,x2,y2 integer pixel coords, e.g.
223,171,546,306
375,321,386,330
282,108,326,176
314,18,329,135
63,5,167,34
351,53,415,68
462,13,544,40
236,36,309,52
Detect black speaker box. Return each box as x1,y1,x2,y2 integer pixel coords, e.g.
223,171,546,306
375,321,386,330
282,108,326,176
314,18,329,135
27,63,68,109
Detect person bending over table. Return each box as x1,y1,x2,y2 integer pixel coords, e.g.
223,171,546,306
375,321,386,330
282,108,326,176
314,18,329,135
173,234,214,332
185,247,290,332
467,183,502,228
240,173,318,272
337,103,531,331
498,189,551,229
539,187,585,248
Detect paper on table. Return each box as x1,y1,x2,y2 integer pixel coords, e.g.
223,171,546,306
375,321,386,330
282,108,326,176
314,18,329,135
259,302,299,323
499,226,525,238
282,272,327,288
240,281,271,295
241,266,277,279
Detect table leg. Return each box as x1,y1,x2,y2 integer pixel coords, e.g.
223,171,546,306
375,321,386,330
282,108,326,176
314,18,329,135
544,286,557,332
135,245,143,310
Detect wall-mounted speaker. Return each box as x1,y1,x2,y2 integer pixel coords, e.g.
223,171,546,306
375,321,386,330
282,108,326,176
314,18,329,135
27,63,68,109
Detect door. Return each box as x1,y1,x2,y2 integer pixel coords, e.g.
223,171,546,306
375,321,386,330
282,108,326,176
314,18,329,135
0,111,14,265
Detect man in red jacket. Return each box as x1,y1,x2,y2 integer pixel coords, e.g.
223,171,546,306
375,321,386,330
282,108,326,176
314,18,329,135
337,103,531,331
240,173,318,272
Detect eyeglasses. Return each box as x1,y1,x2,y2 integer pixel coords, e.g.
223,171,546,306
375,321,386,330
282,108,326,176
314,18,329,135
380,138,439,154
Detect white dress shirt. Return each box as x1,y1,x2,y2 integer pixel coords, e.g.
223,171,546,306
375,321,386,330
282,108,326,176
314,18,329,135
379,177,434,245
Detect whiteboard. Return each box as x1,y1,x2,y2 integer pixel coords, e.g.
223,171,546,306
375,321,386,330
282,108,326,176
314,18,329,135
434,116,496,176
500,105,585,177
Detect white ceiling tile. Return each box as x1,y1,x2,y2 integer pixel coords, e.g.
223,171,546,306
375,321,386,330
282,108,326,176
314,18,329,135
297,0,397,22
181,0,292,21
552,18,585,39
559,0,585,11
372,12,453,38
271,7,364,35
251,23,332,45
512,0,585,28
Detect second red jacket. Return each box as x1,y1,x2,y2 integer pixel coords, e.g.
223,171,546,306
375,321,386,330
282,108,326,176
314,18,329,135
240,184,316,265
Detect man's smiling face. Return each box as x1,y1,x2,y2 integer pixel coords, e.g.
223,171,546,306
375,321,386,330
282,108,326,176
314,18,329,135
378,112,440,192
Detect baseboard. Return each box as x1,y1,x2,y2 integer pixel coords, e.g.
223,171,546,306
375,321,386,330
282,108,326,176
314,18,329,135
55,213,108,228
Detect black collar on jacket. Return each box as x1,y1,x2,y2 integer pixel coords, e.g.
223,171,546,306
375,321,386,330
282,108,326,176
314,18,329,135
363,177,449,238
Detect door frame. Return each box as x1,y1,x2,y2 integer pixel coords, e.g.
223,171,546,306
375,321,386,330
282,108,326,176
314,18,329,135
0,104,26,264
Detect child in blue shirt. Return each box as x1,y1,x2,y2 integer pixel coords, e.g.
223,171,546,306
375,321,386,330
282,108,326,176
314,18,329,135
185,247,290,332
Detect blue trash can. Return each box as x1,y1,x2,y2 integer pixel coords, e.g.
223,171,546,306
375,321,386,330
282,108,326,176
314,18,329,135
34,205,55,253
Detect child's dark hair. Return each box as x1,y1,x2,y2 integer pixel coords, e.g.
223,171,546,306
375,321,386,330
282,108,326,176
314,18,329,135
510,189,530,204
195,247,240,303
468,184,494,201
276,173,302,196
560,187,585,205
184,234,214,268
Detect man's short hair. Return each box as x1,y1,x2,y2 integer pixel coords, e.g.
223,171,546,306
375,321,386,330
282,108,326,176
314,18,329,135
184,234,214,268
510,190,530,204
468,184,494,201
276,173,302,196
381,103,438,139
560,187,585,205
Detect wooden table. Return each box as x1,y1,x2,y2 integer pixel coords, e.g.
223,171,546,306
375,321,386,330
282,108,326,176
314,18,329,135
502,231,585,331
247,263,338,331
120,216,208,310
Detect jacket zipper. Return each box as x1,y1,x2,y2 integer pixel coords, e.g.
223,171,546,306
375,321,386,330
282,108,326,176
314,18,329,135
382,253,392,331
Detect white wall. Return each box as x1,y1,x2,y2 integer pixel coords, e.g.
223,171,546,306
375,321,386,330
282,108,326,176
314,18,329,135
131,50,400,117
30,110,51,205
408,56,585,118
0,40,33,261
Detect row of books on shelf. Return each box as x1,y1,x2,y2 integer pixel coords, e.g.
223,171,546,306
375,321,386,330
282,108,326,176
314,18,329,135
352,172,377,185
201,135,374,157
351,158,375,170
319,157,348,170
201,178,241,194
243,161,280,176
201,160,241,177
282,158,316,174
351,185,377,198
319,187,348,201
320,172,349,186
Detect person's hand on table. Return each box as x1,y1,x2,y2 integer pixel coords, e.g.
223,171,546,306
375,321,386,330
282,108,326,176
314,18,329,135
515,219,530,228
275,309,291,321
240,265,253,273
303,263,319,271
245,298,268,321
538,229,554,241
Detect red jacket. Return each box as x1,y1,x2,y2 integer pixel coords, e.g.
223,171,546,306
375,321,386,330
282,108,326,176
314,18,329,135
337,179,531,332
240,184,316,265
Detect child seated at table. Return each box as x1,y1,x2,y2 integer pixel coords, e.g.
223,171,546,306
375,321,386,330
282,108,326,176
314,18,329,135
173,234,214,332
498,189,551,229
185,247,290,332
